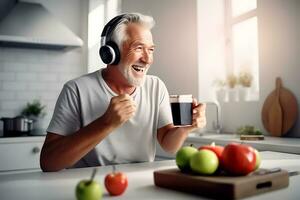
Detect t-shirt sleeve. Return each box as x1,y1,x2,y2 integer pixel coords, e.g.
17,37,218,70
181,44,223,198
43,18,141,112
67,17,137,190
157,79,173,128
47,82,81,136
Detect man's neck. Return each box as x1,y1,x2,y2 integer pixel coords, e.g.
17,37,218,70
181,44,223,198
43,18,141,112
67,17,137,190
102,66,136,95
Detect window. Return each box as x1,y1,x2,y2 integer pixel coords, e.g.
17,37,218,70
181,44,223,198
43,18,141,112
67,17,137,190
225,0,259,101
88,0,121,73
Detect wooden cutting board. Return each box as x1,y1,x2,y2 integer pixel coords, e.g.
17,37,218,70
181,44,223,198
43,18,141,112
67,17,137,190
262,77,298,136
154,168,289,199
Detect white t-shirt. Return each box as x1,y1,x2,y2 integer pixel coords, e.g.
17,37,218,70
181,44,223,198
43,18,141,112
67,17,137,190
47,69,173,167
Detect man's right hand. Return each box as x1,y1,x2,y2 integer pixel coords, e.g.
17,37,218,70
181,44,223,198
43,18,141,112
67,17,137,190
102,94,136,128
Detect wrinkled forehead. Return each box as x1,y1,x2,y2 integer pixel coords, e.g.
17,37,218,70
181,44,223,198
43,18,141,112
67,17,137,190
125,23,153,45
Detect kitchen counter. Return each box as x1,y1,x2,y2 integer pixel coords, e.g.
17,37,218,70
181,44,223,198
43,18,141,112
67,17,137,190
186,133,300,154
0,151,300,200
156,133,300,159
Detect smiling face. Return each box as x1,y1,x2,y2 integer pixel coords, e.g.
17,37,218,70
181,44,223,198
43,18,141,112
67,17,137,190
117,23,154,87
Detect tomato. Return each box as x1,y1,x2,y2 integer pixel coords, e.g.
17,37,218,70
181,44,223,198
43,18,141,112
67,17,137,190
222,143,256,175
104,172,128,196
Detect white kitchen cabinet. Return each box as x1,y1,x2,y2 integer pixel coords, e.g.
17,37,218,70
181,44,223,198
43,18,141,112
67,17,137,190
0,137,45,172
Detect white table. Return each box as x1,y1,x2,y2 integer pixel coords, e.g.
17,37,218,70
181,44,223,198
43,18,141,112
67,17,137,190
0,151,300,200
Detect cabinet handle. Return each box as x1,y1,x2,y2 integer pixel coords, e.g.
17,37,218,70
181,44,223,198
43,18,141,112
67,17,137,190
32,147,40,154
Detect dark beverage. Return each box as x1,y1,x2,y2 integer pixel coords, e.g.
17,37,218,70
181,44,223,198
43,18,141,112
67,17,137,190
170,95,193,126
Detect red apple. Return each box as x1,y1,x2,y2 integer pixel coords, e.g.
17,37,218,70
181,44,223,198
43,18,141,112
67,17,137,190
222,143,256,175
104,171,128,196
198,142,224,162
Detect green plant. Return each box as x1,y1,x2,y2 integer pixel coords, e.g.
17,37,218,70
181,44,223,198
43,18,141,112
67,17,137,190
238,72,253,87
21,99,46,117
226,74,238,88
237,125,263,135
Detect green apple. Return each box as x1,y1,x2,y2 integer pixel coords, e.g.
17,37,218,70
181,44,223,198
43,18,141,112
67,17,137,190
254,149,261,170
190,149,219,175
76,180,102,200
176,146,198,171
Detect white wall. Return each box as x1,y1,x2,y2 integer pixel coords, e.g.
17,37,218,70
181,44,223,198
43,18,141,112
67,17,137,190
257,0,300,137
197,0,226,103
0,0,88,134
121,0,199,97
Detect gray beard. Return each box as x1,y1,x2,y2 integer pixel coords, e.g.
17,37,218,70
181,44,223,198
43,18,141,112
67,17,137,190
118,66,147,87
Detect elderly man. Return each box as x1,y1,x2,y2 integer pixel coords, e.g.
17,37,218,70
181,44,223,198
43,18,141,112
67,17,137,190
40,13,206,172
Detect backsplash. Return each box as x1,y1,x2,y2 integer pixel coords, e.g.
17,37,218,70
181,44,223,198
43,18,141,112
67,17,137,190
0,47,86,133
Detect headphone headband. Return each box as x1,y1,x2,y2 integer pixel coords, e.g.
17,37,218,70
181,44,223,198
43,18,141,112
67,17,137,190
101,14,126,45
99,14,126,65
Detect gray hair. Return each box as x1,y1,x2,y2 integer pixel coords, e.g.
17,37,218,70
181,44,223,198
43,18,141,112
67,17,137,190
111,13,155,51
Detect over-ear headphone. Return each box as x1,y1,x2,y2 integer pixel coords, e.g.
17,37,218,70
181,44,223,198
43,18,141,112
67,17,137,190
99,14,126,65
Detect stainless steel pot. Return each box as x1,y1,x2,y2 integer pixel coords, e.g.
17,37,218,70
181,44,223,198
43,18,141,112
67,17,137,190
1,116,33,137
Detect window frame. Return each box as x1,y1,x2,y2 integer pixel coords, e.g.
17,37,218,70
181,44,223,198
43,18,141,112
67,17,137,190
224,0,259,100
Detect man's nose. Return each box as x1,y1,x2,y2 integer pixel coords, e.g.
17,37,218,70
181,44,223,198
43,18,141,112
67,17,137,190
140,50,152,64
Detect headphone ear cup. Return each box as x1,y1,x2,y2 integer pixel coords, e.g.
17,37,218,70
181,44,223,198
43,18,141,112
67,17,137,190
99,41,121,65
108,41,121,65
99,45,113,64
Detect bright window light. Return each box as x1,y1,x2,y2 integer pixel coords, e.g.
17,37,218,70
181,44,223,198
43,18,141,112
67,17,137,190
231,0,257,17
88,0,120,73
88,4,105,49
232,17,259,92
107,0,119,22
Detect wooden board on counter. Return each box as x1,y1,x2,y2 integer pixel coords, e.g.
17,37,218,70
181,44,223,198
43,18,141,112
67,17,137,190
262,77,298,136
154,168,289,199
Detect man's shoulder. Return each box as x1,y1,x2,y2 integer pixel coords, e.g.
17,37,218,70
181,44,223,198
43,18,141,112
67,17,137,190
145,75,165,85
64,70,100,89
143,75,168,92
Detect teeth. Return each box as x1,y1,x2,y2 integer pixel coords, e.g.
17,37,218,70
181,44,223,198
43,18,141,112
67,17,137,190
132,65,144,72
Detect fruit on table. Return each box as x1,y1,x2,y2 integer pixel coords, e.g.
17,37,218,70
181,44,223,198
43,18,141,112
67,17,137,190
190,149,219,175
253,149,261,170
76,169,102,200
222,143,256,175
176,145,198,171
105,171,128,196
198,142,224,165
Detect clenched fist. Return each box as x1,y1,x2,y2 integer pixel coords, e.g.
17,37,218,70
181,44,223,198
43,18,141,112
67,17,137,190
102,94,136,128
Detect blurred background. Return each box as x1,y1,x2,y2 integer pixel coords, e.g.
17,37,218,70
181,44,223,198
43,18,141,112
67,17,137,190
0,0,299,138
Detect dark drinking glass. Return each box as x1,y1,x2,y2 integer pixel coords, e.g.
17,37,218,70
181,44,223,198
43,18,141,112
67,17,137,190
170,95,193,126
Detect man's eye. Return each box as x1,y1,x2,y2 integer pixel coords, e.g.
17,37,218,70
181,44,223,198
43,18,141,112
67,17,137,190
149,48,155,52
135,46,143,50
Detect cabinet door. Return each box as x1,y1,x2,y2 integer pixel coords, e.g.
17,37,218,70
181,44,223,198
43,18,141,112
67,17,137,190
0,142,43,171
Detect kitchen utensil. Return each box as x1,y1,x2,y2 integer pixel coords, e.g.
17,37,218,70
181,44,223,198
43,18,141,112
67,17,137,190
262,77,298,136
0,116,33,137
154,168,289,199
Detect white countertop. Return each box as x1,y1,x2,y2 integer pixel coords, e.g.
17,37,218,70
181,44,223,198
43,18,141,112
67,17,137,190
0,151,300,200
